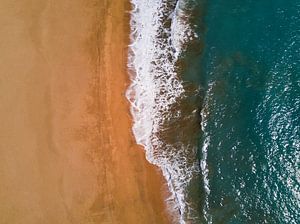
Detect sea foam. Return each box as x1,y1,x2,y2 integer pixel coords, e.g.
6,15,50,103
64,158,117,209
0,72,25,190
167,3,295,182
126,0,199,223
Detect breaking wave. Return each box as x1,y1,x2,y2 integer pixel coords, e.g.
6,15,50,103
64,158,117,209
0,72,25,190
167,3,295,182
126,0,200,223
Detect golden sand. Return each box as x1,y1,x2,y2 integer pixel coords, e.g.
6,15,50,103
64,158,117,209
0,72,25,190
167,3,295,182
0,0,171,223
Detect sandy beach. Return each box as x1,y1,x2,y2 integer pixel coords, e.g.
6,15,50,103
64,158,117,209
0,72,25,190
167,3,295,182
0,0,171,223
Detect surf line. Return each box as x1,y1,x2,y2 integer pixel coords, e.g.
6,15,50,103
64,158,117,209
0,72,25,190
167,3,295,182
126,0,201,223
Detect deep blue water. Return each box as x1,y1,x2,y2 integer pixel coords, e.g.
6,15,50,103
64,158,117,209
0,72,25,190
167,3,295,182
185,0,300,223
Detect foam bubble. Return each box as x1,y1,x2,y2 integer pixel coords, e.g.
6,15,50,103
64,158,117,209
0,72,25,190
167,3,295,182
126,0,199,223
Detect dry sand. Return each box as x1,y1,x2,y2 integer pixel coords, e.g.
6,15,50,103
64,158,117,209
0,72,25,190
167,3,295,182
0,0,171,223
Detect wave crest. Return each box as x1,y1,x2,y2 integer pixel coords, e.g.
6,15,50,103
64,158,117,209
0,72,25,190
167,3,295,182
126,0,200,223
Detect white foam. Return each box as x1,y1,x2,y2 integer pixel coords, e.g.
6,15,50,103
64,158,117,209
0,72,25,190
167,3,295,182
171,0,197,58
199,133,211,223
199,82,214,224
126,0,199,223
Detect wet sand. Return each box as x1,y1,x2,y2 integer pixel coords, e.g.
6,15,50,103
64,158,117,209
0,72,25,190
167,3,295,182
0,0,171,223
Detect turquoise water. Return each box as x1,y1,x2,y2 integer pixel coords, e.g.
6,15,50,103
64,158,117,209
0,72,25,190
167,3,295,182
186,0,300,223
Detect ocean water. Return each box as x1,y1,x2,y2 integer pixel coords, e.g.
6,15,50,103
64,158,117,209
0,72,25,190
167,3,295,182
127,0,300,223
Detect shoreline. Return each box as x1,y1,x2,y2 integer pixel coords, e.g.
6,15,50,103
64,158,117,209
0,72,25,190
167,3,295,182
95,0,172,223
0,0,171,223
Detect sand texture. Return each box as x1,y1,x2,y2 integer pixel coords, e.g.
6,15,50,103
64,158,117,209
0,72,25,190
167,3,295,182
0,0,171,223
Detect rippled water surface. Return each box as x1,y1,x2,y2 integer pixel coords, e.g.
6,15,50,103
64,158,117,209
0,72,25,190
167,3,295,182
194,0,300,223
